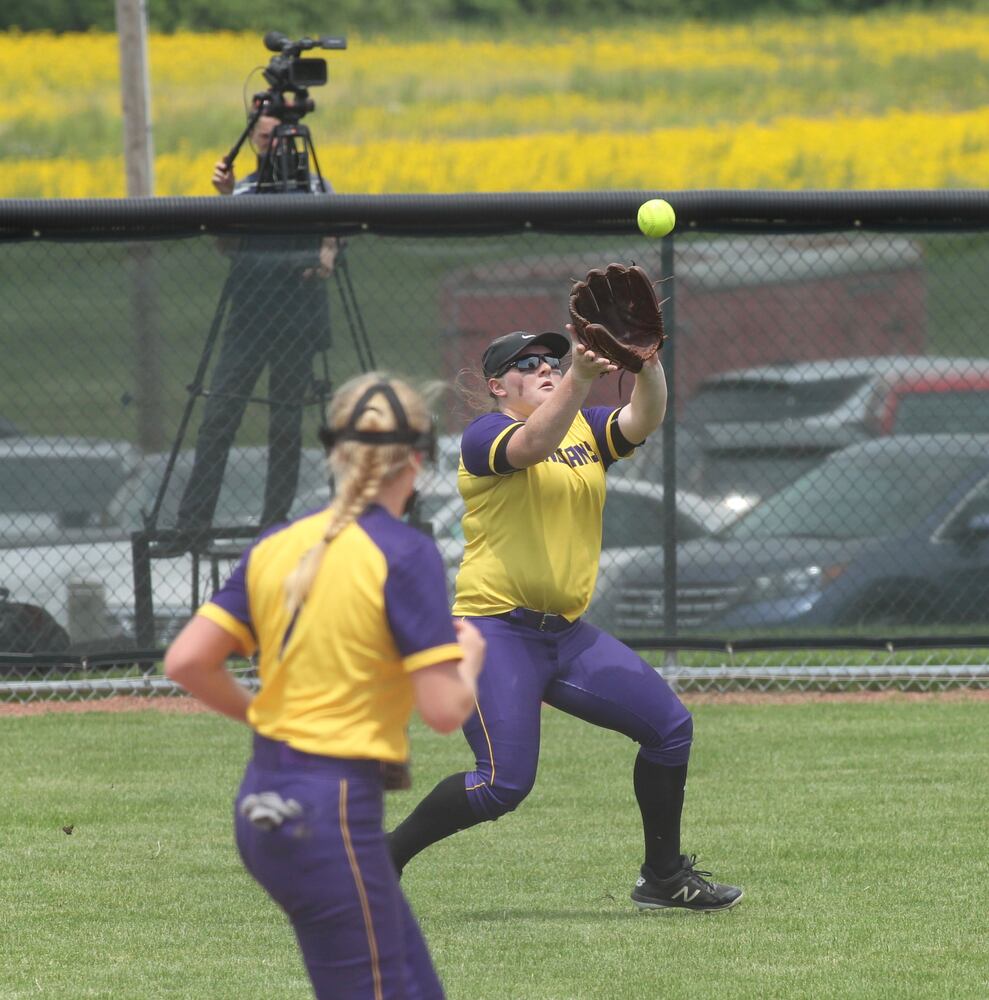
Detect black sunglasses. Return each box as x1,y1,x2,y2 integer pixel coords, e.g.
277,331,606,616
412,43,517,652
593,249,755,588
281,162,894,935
500,354,562,376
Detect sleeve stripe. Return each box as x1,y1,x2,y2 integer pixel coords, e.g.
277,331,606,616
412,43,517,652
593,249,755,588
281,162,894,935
609,407,640,453
197,603,257,655
403,642,463,673
603,408,626,460
487,421,524,475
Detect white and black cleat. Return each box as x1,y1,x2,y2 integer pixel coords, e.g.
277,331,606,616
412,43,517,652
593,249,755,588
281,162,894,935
631,854,743,912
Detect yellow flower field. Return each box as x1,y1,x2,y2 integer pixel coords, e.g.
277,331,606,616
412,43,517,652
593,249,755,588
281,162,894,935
4,10,989,195
9,107,989,197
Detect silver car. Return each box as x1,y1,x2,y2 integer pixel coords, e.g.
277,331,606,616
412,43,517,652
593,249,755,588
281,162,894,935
667,355,989,512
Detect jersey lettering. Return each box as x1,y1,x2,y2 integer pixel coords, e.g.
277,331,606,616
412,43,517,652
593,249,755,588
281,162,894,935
547,440,600,469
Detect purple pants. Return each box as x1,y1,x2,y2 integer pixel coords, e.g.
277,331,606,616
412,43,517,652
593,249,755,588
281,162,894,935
235,734,444,1000
462,615,693,821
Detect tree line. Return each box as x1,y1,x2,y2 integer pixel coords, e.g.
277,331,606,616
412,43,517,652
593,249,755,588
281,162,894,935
2,0,970,34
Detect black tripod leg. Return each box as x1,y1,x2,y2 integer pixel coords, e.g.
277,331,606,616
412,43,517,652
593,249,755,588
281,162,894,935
313,348,333,413
133,267,234,649
311,349,335,499
146,269,235,529
306,137,375,371
333,248,376,371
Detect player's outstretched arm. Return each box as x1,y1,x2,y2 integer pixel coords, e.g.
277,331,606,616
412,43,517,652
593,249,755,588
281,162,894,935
505,337,617,468
617,353,668,444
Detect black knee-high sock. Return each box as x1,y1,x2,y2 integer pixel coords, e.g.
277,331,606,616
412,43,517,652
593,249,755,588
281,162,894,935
387,772,481,875
633,756,688,878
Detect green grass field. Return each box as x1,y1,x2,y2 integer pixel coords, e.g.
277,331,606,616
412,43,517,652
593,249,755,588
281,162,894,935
4,696,987,999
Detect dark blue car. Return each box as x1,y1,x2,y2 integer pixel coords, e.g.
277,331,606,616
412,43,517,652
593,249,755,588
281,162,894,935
602,435,989,634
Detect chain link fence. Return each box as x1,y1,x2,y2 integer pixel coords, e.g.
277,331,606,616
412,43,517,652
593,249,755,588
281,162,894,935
2,191,988,700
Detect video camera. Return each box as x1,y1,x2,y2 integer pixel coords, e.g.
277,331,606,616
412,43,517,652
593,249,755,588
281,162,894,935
222,31,347,192
254,31,347,125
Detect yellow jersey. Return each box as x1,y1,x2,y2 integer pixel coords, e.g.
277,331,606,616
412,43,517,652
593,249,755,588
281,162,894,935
198,505,461,763
452,407,636,621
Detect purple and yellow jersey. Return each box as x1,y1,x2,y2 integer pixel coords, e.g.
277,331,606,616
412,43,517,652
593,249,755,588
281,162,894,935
197,505,461,764
452,406,636,621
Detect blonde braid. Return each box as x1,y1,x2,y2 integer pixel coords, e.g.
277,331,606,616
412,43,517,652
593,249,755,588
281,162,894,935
283,446,388,616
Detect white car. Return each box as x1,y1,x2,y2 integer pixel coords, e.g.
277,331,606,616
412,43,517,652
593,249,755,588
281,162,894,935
0,446,329,652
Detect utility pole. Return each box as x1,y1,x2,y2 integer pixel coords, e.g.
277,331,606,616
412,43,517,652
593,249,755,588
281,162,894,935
116,0,154,197
116,0,164,452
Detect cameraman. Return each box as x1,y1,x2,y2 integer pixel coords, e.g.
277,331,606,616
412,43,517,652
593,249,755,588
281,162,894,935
173,112,338,547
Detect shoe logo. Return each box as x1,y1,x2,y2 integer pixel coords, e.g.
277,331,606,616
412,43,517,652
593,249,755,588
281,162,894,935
672,886,701,903
520,333,535,339
635,876,646,887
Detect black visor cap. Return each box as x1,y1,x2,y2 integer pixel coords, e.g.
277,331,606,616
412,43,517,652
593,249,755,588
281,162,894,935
481,330,572,378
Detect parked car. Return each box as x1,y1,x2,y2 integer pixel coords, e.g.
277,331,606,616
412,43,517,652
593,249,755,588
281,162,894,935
604,435,989,637
875,369,989,436
670,356,989,513
0,446,330,652
0,436,138,548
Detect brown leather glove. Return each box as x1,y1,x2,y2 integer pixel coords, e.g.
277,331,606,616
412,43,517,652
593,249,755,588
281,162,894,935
568,263,666,372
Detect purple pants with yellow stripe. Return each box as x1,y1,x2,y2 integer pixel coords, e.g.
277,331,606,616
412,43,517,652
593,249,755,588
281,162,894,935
235,734,444,1000
462,614,693,821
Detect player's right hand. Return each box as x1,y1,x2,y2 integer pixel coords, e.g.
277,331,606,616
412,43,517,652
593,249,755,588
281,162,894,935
212,159,235,195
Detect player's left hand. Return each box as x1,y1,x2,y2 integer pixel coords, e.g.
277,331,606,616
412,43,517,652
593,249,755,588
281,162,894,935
566,324,619,382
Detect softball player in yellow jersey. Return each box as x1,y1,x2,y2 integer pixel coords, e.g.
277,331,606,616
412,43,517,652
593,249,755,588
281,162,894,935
165,374,485,1000
389,330,742,912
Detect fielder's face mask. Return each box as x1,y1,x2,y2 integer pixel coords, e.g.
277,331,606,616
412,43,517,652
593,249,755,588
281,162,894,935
318,381,437,463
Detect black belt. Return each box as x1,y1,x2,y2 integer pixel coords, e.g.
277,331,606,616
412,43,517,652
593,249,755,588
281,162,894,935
493,608,576,633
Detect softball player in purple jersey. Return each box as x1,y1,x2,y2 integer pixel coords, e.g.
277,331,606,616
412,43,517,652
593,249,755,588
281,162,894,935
389,330,742,911
165,374,485,1000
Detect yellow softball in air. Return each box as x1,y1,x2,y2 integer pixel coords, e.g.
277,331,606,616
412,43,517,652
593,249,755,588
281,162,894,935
637,198,676,238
